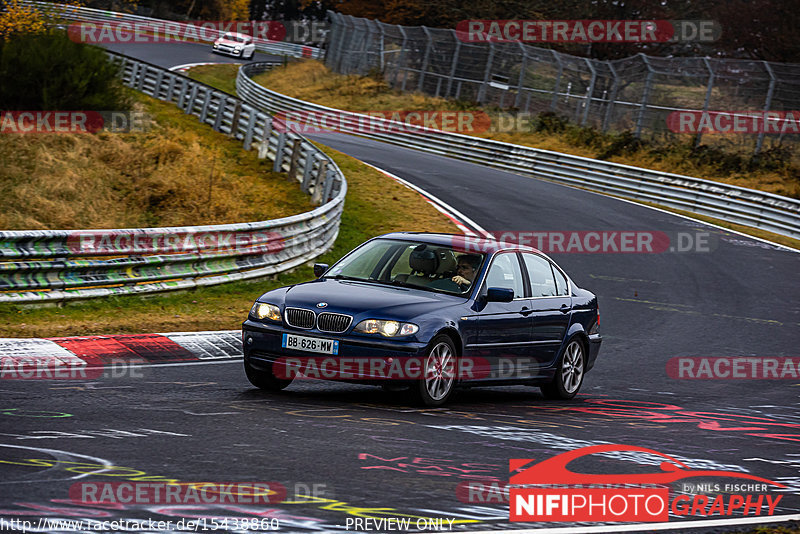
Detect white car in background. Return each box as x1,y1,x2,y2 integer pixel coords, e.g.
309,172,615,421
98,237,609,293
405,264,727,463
212,32,256,60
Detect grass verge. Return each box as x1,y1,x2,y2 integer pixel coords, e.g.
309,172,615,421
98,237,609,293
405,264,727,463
0,89,310,230
0,91,458,337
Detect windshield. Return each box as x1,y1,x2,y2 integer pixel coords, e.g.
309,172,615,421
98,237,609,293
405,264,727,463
222,33,247,43
325,239,486,295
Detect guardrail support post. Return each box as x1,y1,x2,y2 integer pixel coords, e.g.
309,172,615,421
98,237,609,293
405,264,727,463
288,137,302,181
301,152,316,193
273,131,287,172
165,73,176,103
322,168,336,203
311,160,328,204
153,71,164,99
243,112,257,150
185,85,199,114
212,95,225,131
199,90,213,124
230,101,243,137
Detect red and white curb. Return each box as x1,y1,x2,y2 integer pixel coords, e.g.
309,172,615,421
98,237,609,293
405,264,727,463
0,331,242,369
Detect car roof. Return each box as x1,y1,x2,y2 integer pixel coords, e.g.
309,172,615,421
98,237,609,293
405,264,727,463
376,232,540,255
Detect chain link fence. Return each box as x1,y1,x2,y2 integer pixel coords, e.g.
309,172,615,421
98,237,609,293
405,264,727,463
325,12,800,157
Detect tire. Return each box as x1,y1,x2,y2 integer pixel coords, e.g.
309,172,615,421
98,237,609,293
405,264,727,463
244,358,293,391
540,337,586,400
411,335,457,406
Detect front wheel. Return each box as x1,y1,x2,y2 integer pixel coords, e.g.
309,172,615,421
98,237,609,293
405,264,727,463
411,335,457,406
244,358,293,391
540,338,585,400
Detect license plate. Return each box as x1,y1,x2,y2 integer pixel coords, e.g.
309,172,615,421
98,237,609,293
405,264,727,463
282,333,339,355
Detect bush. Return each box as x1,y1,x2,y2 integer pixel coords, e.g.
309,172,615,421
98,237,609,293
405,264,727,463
0,30,130,111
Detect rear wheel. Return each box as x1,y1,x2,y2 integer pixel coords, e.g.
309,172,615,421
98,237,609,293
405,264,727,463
540,338,585,400
411,335,456,406
244,358,293,391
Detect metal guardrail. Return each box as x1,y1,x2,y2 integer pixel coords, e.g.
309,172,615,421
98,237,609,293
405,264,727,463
236,62,800,241
19,0,324,59
0,52,346,303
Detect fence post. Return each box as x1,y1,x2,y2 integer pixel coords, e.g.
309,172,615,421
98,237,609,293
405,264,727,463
417,27,433,93
446,31,462,99
696,57,716,147
322,168,336,203
397,25,409,90
634,55,654,138
478,42,495,104
230,100,243,137
378,21,386,71
514,43,528,109
273,131,287,172
357,19,373,74
325,11,342,69
549,50,563,111
602,61,619,132
581,58,597,126
755,61,776,156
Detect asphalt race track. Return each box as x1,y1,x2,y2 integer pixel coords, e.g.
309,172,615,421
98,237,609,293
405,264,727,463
1,41,799,534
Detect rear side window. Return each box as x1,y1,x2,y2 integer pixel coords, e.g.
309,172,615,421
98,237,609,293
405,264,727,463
522,253,558,297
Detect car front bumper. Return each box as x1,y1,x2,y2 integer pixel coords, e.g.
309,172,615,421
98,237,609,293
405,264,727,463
242,319,430,383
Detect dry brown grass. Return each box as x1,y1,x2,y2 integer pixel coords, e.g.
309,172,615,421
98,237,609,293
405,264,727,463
0,93,312,230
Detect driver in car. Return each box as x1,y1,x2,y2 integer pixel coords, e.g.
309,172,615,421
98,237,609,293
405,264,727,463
452,254,480,290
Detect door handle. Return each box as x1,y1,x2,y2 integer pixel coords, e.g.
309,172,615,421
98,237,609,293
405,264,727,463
520,307,533,316
560,304,572,313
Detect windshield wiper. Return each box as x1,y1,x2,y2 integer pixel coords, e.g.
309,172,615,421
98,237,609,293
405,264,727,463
328,274,370,282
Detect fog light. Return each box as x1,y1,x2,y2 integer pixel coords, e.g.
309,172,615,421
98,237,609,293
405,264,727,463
247,337,253,345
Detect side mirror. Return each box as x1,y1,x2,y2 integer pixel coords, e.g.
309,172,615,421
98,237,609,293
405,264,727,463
486,287,514,303
313,263,329,278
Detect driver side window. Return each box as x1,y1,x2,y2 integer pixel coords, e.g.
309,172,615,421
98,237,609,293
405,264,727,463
484,253,524,298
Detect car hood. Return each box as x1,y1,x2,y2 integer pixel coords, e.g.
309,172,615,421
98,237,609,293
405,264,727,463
280,278,463,320
215,38,241,45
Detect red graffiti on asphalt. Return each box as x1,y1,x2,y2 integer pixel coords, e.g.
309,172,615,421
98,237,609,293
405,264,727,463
536,399,800,442
358,454,502,480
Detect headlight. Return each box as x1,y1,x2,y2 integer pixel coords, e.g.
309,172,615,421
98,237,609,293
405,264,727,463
250,302,281,322
234,46,241,52
354,319,419,337
213,43,218,48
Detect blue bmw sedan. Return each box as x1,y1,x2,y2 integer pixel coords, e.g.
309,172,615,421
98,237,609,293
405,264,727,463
242,232,601,406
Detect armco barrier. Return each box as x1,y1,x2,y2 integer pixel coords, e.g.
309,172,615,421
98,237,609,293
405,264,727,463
18,0,323,59
236,62,800,241
0,52,346,303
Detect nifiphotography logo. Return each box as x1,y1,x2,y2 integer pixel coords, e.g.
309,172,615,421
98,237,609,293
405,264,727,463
509,444,785,522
